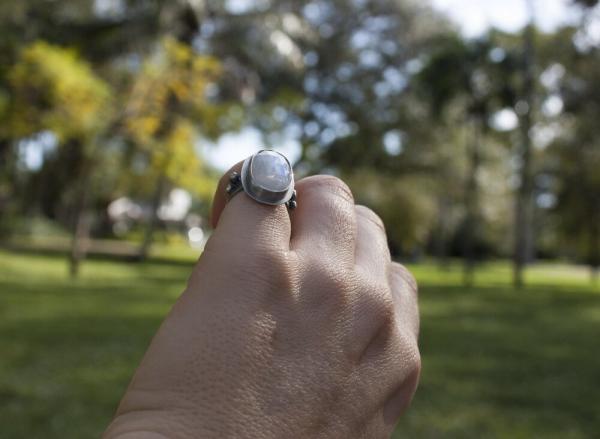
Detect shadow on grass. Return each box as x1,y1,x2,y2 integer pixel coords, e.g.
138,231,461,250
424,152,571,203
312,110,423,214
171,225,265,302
1,243,198,267
398,284,600,438
0,314,161,438
0,255,187,438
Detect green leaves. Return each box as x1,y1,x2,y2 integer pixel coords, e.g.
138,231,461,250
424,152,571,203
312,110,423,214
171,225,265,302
123,38,222,197
8,41,112,140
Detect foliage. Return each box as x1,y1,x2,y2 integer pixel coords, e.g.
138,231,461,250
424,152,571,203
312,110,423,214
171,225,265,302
542,27,600,267
7,41,112,141
124,37,222,198
346,170,437,255
0,0,598,272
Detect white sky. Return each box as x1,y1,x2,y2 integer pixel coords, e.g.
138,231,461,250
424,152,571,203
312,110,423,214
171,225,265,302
431,0,580,37
200,127,302,171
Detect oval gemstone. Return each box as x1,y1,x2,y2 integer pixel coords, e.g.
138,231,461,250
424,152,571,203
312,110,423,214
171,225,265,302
250,150,292,192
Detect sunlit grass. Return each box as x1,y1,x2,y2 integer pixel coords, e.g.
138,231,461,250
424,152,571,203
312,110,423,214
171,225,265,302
0,250,598,438
400,261,599,439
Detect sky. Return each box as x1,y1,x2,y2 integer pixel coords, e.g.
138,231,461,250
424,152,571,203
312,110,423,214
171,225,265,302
432,0,579,37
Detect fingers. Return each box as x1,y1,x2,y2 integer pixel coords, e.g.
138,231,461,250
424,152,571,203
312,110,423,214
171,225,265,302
209,161,291,251
290,176,356,266
354,205,391,281
389,262,419,337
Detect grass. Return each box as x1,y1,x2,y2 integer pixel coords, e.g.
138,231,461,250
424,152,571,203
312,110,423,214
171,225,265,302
0,250,598,438
399,263,599,438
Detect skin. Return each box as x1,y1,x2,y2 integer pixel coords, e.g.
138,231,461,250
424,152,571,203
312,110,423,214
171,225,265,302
104,164,421,439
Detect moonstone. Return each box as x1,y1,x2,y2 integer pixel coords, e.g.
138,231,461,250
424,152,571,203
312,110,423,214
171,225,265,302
250,150,292,192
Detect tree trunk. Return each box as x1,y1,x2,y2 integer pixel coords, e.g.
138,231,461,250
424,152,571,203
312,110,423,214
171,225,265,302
590,210,599,285
69,206,92,278
463,117,482,287
435,195,450,270
138,172,168,261
69,157,93,278
0,138,12,223
67,136,102,278
513,5,536,289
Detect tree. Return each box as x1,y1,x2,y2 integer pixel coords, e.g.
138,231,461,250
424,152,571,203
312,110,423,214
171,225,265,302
7,41,112,276
513,0,537,288
416,35,520,284
124,38,222,259
183,0,454,256
544,25,600,283
1,0,225,267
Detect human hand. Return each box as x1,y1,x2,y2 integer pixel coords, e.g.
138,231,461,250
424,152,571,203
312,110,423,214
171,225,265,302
104,164,420,438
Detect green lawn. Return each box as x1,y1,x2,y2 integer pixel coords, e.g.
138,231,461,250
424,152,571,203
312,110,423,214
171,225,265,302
0,250,598,438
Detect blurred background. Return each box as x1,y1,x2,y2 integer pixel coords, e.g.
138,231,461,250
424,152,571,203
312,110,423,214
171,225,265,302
0,0,599,437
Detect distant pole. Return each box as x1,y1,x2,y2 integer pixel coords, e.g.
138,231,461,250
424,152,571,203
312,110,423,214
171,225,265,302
513,0,536,288
591,218,599,286
463,116,481,288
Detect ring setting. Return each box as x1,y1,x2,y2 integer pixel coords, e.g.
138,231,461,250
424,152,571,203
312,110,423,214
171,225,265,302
226,150,297,209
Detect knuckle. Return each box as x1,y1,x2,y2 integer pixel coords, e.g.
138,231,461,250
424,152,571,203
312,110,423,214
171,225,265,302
377,335,421,400
303,257,355,307
404,348,422,388
391,262,418,297
301,175,354,203
362,283,396,328
352,281,396,362
355,205,386,232
396,333,421,380
262,247,291,271
317,260,355,292
413,351,422,379
406,342,422,377
382,339,421,425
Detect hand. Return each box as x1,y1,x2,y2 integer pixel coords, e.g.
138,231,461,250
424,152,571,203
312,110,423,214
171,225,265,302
104,165,420,439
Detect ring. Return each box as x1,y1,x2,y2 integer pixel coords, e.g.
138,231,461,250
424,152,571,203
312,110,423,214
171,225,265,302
226,150,297,209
